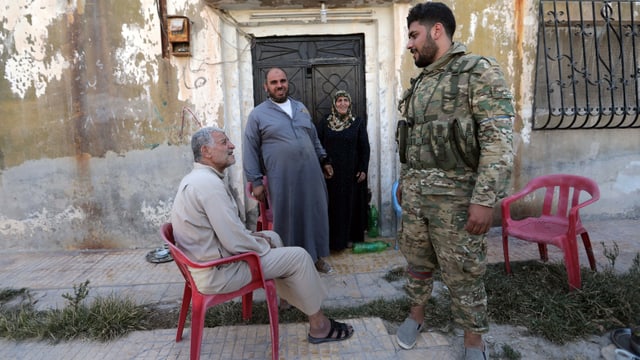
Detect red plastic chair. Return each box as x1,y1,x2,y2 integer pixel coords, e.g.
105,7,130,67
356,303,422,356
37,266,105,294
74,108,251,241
501,174,600,290
160,223,279,360
246,176,273,231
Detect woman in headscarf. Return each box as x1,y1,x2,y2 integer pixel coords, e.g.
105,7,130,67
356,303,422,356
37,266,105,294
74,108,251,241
316,90,371,251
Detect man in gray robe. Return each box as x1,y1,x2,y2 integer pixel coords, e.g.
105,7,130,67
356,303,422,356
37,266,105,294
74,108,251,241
243,67,335,273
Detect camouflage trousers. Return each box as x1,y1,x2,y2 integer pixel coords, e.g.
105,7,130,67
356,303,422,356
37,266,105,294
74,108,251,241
398,189,489,334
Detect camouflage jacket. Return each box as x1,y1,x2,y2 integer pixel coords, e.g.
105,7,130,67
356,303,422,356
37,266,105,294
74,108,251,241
398,42,514,207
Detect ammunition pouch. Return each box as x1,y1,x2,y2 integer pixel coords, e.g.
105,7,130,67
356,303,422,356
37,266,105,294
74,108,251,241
453,119,480,170
428,120,457,170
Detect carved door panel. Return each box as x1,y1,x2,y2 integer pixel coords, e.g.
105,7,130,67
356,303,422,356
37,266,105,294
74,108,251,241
252,35,366,124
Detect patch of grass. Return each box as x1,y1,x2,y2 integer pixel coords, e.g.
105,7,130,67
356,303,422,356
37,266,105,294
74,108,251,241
0,281,149,342
485,257,640,343
87,295,149,341
0,288,30,303
382,266,406,282
0,304,48,340
498,344,522,360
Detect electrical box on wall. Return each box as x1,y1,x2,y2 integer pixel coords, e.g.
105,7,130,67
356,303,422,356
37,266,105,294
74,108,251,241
167,15,190,56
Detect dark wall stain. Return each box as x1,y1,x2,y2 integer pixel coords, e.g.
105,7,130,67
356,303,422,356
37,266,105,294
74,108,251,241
69,8,89,156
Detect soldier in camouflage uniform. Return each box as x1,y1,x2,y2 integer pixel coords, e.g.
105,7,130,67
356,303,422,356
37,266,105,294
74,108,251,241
395,3,514,360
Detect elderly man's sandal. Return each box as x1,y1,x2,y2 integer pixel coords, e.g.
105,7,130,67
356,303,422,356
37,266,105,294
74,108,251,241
308,319,353,344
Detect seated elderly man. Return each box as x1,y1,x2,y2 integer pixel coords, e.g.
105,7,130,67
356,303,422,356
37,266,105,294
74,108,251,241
170,126,354,344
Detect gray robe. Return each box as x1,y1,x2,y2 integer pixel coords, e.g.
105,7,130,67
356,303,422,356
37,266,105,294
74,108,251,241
243,98,330,261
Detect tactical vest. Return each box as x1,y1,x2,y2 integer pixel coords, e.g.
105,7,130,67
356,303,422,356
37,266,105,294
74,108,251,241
397,54,489,171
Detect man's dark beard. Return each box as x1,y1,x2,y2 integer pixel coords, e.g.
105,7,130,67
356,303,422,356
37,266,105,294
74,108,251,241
414,36,438,68
268,89,288,103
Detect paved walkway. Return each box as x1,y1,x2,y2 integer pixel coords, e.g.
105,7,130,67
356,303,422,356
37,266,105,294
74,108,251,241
0,218,638,359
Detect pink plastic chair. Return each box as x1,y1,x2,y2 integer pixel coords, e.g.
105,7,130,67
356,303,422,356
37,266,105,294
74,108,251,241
246,176,273,231
160,223,279,360
501,174,600,290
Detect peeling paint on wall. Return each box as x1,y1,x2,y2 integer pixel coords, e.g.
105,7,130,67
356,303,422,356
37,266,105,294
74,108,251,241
171,0,201,13
2,2,70,98
0,206,85,237
467,13,477,43
170,6,225,126
113,3,161,85
5,52,69,98
615,161,640,194
519,115,531,144
140,199,173,229
516,0,538,144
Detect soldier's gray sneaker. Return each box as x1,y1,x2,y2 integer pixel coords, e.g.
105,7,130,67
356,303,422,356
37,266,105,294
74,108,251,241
396,317,422,350
464,345,489,360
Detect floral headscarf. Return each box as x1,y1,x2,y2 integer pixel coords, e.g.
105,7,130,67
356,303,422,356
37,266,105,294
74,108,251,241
327,90,355,131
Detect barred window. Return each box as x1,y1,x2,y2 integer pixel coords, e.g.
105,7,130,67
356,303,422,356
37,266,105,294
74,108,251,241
534,0,640,129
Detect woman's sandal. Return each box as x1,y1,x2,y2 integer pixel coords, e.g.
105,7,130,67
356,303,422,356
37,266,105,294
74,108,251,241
307,319,354,344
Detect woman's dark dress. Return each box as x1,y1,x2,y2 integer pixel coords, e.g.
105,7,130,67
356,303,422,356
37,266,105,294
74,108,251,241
316,116,370,251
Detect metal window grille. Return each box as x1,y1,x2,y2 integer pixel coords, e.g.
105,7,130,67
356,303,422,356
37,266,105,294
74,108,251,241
534,0,640,129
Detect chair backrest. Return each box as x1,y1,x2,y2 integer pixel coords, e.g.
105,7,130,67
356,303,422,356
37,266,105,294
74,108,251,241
161,223,199,289
160,222,268,294
523,174,600,218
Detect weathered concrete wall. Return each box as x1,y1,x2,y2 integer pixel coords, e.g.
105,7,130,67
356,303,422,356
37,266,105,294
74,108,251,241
0,145,192,250
0,0,213,250
1,0,638,251
516,130,640,219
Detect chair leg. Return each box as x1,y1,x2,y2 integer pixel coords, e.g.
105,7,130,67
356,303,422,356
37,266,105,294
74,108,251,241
176,285,192,342
190,296,205,360
241,292,254,321
264,281,279,360
502,233,513,274
538,243,549,262
581,232,597,271
564,242,582,291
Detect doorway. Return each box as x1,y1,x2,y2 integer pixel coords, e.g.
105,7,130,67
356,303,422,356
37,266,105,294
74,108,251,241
251,34,367,123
